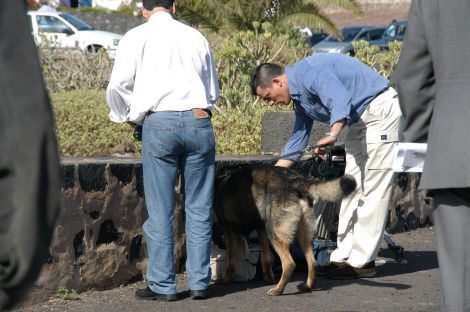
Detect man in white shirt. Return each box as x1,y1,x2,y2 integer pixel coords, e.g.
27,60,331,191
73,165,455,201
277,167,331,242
37,0,58,12
106,0,219,301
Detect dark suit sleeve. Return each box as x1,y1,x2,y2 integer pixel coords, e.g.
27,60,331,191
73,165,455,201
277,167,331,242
0,0,61,309
392,0,435,143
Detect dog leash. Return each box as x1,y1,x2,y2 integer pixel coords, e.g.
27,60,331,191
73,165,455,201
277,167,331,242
274,144,325,161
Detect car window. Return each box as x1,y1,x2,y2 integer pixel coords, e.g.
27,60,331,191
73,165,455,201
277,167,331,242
357,31,369,40
354,29,384,41
36,15,73,34
368,29,385,40
384,24,397,38
311,33,327,42
323,35,339,43
342,28,361,42
60,13,93,31
383,22,406,39
307,32,328,46
323,28,361,43
397,24,406,37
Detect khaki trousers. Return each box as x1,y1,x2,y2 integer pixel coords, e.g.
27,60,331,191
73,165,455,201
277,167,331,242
330,88,402,268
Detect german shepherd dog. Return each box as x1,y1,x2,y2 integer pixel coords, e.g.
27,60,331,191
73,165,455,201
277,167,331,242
213,164,356,296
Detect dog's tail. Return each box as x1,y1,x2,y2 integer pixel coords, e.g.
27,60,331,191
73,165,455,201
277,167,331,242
308,174,357,202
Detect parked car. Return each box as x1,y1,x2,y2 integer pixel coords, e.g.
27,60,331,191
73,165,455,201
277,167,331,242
369,19,407,50
312,25,386,55
298,27,328,47
307,31,329,47
27,11,123,58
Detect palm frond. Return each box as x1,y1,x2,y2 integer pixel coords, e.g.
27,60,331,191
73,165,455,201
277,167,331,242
278,13,339,37
222,0,272,30
174,0,363,32
276,2,339,36
175,0,224,31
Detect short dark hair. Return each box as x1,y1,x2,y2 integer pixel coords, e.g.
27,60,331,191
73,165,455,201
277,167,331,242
142,0,175,11
250,63,284,95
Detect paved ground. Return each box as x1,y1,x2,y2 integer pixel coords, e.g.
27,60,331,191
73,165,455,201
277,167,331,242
13,227,440,312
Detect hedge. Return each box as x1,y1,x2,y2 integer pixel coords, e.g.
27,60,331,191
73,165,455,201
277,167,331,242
51,89,277,157
45,27,402,157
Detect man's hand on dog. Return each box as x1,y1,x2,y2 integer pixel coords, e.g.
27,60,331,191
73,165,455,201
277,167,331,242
315,135,337,159
315,119,345,158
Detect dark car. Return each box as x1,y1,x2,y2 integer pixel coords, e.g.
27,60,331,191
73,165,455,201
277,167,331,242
312,25,386,55
298,27,328,47
307,31,329,47
369,19,407,50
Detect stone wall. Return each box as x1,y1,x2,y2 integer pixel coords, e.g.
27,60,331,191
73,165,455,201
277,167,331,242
261,112,346,154
22,156,276,306
73,11,144,35
34,158,147,303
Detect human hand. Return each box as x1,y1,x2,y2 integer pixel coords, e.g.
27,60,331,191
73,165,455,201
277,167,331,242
314,135,337,159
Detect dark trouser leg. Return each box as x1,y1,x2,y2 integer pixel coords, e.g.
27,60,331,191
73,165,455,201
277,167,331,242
433,188,470,312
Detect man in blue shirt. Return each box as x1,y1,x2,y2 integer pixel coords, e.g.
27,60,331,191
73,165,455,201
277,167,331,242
250,53,402,279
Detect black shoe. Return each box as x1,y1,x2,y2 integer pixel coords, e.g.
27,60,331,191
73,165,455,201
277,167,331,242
316,261,348,276
135,287,178,301
325,261,376,279
189,289,208,300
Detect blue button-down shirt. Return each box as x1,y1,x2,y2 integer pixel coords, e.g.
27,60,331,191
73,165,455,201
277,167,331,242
281,54,389,161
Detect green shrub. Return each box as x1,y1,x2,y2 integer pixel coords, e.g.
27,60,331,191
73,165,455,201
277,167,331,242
56,287,79,301
353,40,402,79
47,31,403,157
212,101,278,155
39,48,113,92
51,89,138,157
51,89,279,157
215,22,310,107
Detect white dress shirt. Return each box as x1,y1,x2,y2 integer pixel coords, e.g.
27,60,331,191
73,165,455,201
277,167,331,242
106,12,219,125
38,5,58,12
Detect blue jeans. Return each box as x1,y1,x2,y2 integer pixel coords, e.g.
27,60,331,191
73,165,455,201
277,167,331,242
141,110,215,295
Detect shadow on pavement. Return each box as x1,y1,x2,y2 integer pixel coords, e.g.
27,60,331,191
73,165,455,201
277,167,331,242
378,250,438,276
206,248,438,299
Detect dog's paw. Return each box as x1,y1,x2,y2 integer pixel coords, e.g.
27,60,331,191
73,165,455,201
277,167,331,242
214,278,227,285
218,267,235,284
302,282,314,292
217,276,232,285
266,287,283,296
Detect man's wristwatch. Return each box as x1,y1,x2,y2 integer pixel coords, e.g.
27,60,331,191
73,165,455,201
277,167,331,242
326,131,338,139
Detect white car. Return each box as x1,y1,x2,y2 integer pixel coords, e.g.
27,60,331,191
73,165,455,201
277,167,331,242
27,11,122,58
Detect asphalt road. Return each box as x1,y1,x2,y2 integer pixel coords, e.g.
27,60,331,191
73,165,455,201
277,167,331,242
13,227,440,312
